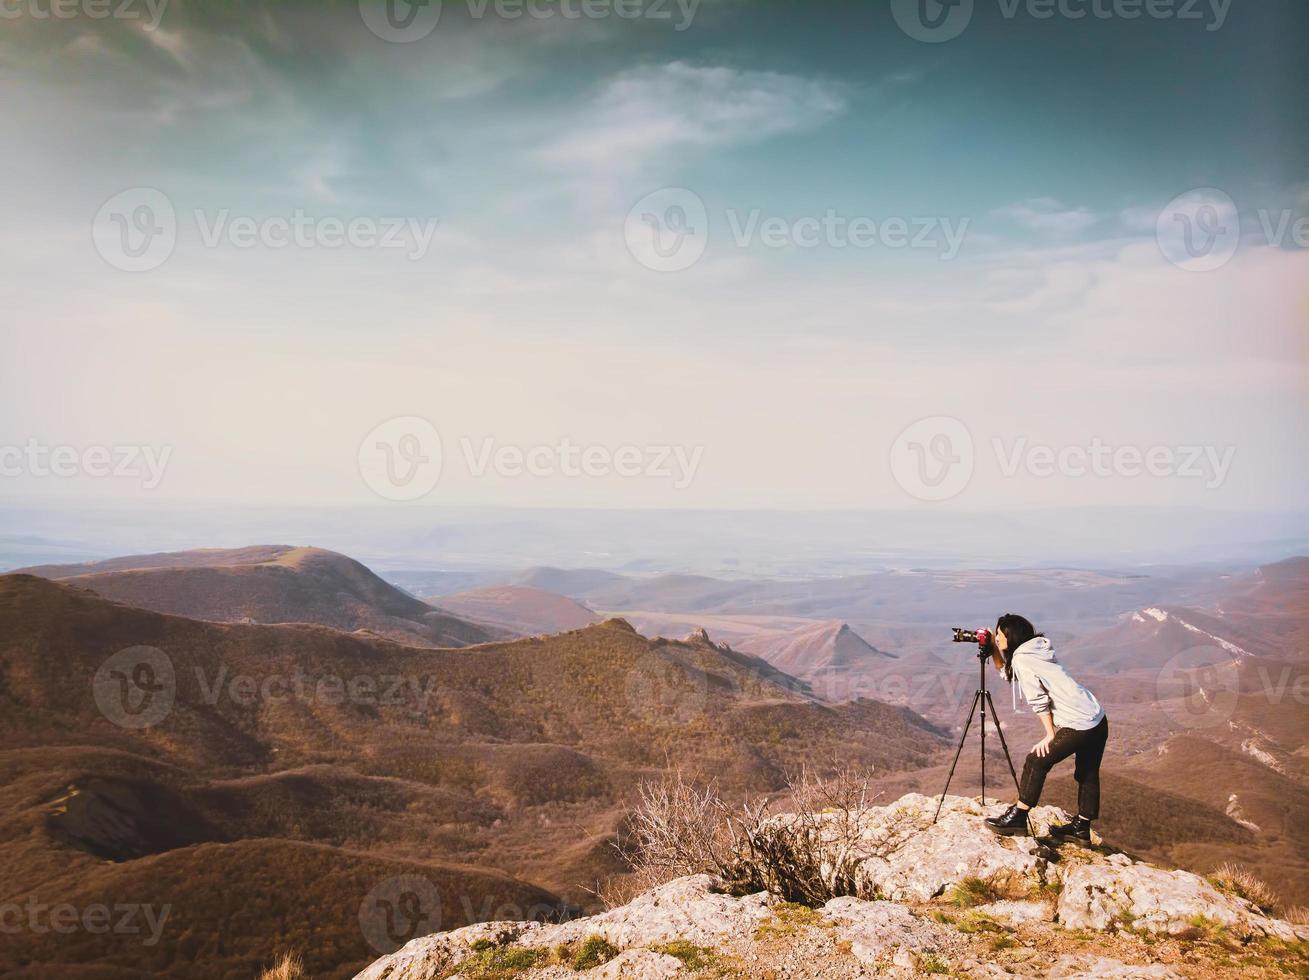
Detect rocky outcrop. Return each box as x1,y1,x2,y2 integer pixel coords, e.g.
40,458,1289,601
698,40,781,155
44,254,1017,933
1057,853,1301,939
354,793,1308,980
354,922,542,980
355,876,775,980
842,793,1064,901
543,874,775,948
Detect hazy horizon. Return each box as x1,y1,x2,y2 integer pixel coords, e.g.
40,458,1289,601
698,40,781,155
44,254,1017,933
5,499,1306,575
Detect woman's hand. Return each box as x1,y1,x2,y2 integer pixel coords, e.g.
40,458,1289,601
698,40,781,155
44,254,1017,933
1034,710,1057,757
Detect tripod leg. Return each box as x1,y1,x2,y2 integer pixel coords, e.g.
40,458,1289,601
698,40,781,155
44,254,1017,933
983,690,1020,792
933,691,981,824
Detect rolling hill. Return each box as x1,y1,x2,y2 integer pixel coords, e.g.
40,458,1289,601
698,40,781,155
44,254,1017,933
0,573,946,978
16,545,499,648
604,610,894,697
427,585,601,637
508,566,627,595
1059,603,1274,672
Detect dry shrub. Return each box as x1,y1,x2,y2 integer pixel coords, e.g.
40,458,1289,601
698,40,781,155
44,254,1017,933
258,951,305,980
614,764,913,906
1285,907,1309,926
1210,863,1281,914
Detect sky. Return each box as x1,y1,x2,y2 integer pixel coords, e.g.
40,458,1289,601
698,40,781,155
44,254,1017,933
1,0,1306,514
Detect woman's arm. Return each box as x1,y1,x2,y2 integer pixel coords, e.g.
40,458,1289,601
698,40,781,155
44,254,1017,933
1012,659,1052,714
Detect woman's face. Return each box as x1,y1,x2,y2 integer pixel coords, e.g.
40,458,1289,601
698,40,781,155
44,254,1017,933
989,628,1007,671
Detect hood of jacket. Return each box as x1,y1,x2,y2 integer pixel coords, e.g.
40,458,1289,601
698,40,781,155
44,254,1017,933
1012,635,1054,662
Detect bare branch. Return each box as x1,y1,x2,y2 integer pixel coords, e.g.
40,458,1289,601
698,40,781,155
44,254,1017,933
610,763,914,906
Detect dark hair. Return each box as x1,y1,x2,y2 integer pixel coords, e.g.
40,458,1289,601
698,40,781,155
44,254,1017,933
995,613,1042,682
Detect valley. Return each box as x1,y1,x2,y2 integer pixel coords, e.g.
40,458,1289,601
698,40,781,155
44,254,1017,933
2,547,1305,976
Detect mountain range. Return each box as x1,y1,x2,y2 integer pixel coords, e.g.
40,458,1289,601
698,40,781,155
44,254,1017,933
3,546,1305,975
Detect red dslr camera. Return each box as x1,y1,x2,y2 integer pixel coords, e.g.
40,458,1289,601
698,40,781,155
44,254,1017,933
951,627,992,647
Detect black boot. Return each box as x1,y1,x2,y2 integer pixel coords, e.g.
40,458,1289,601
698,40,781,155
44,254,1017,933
985,803,1030,836
1049,815,1092,843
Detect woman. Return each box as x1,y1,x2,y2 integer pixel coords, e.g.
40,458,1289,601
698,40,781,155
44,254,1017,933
983,613,1108,841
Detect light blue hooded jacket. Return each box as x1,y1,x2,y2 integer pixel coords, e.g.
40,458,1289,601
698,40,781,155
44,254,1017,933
1009,636,1105,731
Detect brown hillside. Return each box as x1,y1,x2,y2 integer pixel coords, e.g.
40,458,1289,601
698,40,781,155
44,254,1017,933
1208,557,1309,657
0,575,947,978
1122,732,1309,906
17,545,498,648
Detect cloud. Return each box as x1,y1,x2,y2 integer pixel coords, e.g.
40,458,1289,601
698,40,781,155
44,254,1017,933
538,62,847,169
1118,204,1159,233
994,197,1098,235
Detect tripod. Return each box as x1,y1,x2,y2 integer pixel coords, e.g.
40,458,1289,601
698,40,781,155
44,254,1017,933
933,645,1020,823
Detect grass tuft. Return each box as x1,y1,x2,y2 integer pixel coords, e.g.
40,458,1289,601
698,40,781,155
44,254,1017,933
755,901,823,939
1209,863,1281,914
955,912,1004,935
919,952,951,974
571,934,619,970
460,944,547,978
948,876,999,908
1031,878,1063,900
258,952,305,980
1176,915,1238,950
651,939,715,970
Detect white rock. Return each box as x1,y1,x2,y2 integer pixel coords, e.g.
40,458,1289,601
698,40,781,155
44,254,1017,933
1046,953,1182,978
973,899,1051,925
353,921,545,980
589,949,685,978
841,794,1061,901
822,896,957,966
1057,861,1299,939
354,876,767,980
544,874,774,948
891,946,916,969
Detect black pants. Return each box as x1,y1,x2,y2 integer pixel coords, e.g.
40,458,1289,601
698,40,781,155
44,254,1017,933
1018,715,1108,819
